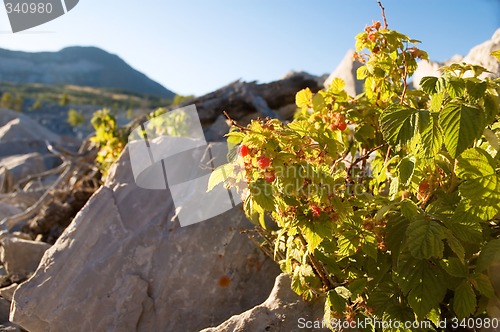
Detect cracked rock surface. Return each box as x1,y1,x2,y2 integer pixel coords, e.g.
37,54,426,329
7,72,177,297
10,147,280,332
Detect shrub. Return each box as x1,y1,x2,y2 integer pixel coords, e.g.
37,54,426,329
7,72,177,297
211,20,500,331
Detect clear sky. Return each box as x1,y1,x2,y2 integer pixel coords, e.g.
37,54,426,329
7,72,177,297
0,0,499,96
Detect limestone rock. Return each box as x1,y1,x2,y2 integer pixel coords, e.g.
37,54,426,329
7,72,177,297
462,28,500,78
0,204,20,221
0,153,45,184
200,273,328,332
0,238,50,282
324,50,363,96
11,147,280,332
0,109,60,144
0,283,18,302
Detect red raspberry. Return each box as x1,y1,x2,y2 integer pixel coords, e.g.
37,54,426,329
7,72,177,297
337,121,347,131
239,144,249,157
311,205,321,217
264,171,276,183
257,156,271,169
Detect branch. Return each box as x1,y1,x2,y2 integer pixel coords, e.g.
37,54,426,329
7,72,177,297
377,1,388,29
223,111,248,131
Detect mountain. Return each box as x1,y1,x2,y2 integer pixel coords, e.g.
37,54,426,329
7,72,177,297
0,46,175,99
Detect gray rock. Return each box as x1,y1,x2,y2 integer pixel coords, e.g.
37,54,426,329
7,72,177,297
11,146,280,332
0,109,60,144
324,50,363,96
204,114,230,141
0,298,10,323
200,273,328,332
0,204,20,221
0,238,50,282
0,283,18,302
0,153,45,184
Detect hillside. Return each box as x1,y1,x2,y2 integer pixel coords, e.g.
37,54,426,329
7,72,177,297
0,46,175,99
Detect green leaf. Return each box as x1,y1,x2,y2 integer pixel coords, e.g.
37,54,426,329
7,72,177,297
441,257,468,278
465,80,487,101
454,280,477,319
249,179,275,211
446,77,465,98
476,239,500,272
444,231,466,263
439,103,484,158
491,50,500,62
312,93,325,112
397,259,447,318
380,105,421,146
288,120,313,137
295,88,312,109
420,76,439,95
419,113,443,157
302,221,333,252
357,65,369,80
398,156,415,187
457,148,500,220
325,289,347,314
207,163,233,192
329,78,346,94
471,273,495,298
406,219,445,259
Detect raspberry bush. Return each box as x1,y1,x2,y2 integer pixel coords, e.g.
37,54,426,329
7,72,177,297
210,19,500,331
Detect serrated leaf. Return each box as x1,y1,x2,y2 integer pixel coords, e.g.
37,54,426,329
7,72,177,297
420,112,443,157
471,273,495,298
302,221,332,252
430,92,445,112
326,289,347,314
454,280,477,319
249,179,275,211
439,103,483,158
476,239,500,272
357,65,369,80
442,257,468,277
446,77,466,98
226,131,245,145
207,163,233,191
312,93,325,112
329,77,346,94
288,120,313,137
398,156,415,187
444,232,466,263
397,259,447,318
465,80,487,101
295,88,312,109
406,220,445,259
457,148,500,220
380,105,419,146
420,76,439,95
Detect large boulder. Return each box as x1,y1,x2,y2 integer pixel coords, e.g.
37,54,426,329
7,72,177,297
0,237,50,282
200,273,328,332
0,108,61,144
10,146,280,331
324,50,363,96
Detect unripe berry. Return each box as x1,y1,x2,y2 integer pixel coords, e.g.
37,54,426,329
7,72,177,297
368,32,376,42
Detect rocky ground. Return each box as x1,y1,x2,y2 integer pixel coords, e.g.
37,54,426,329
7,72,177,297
0,28,498,331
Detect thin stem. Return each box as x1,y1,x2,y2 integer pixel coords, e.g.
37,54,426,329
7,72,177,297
377,1,388,29
223,111,248,131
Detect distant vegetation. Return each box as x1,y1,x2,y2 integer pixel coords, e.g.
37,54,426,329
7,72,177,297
0,82,173,112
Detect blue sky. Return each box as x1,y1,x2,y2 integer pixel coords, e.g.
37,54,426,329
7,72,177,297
1,0,499,96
